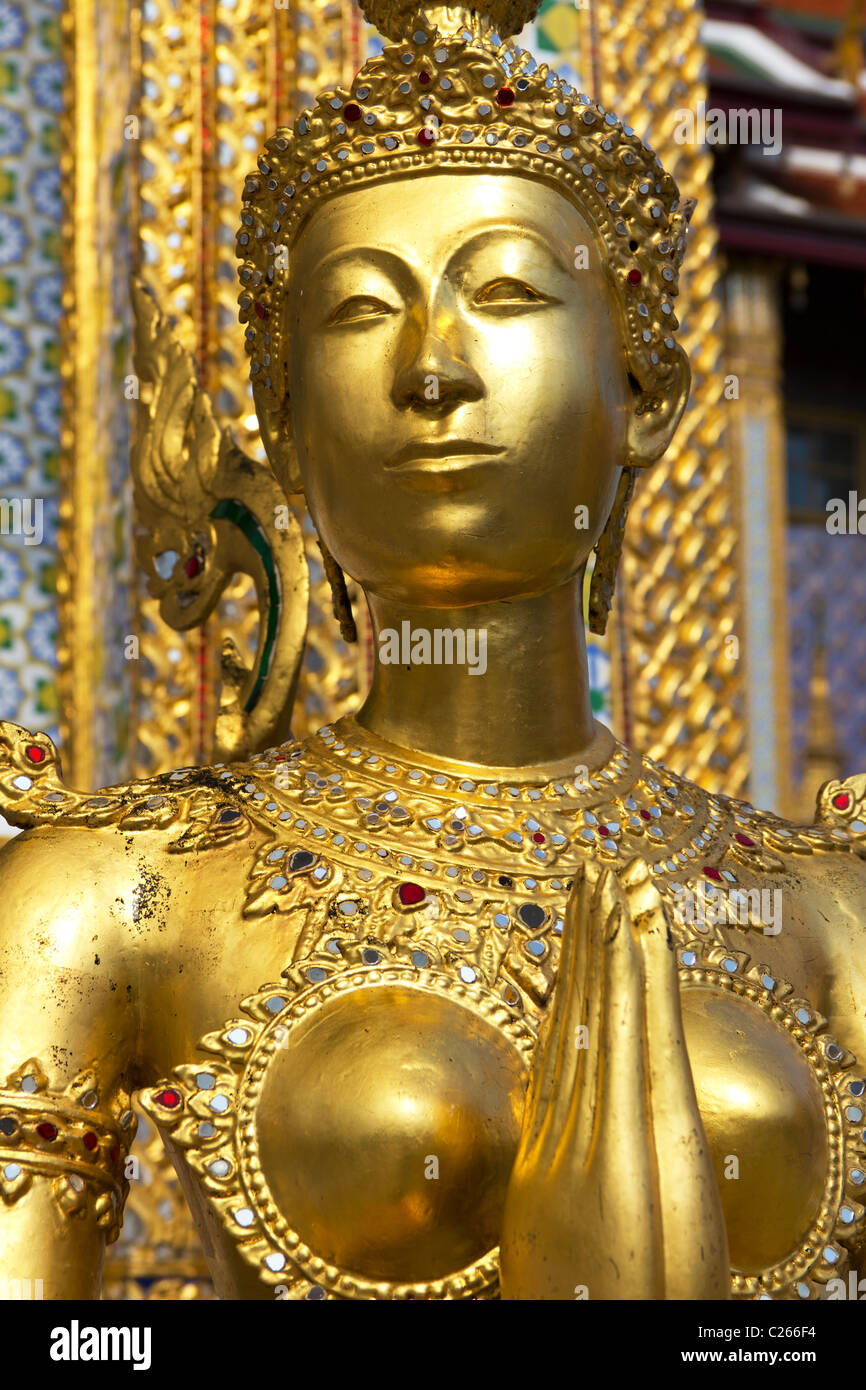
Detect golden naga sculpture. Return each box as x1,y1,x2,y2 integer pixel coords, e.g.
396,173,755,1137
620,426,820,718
2,0,866,1302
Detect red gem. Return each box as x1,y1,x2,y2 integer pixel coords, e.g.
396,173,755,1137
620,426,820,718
398,882,425,906
627,269,642,285
36,1122,57,1141
734,832,755,848
496,87,515,107
344,102,362,122
532,832,545,844
184,555,202,579
418,127,435,146
418,70,431,85
598,826,610,838
703,867,722,882
83,1132,98,1152
833,793,851,811
639,809,652,821
110,1144,121,1164
155,1089,181,1110
25,744,46,764
254,302,270,320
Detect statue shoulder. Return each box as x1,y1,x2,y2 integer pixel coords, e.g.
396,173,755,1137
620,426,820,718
0,819,152,973
0,720,279,956
0,813,148,1146
710,771,866,941
640,755,866,942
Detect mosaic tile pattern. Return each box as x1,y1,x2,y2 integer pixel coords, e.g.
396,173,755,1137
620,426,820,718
0,0,63,748
525,0,583,88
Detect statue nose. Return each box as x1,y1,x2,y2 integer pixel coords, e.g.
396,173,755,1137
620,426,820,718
391,312,484,413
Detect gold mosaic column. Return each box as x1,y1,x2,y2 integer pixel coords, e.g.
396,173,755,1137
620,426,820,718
58,0,137,789
588,0,748,797
131,0,366,778
724,259,791,815
132,0,205,773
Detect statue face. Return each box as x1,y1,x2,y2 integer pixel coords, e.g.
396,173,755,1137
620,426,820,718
288,173,631,605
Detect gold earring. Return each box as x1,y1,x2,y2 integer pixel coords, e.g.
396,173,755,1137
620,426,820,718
588,466,636,636
317,536,357,644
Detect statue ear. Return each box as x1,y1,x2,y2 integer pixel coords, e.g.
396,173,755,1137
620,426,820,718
625,343,690,468
253,379,303,494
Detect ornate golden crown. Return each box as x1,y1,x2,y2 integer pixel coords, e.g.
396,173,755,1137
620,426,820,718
237,0,694,414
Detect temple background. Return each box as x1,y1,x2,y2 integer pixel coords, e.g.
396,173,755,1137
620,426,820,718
2,0,863,828
0,0,863,1296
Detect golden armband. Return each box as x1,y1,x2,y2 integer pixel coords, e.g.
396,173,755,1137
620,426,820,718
0,1059,136,1244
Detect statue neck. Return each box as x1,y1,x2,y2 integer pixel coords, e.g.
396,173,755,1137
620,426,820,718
355,576,614,774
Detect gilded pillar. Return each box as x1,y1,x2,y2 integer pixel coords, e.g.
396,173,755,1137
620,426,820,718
725,259,791,814
58,0,136,789
131,0,367,779
587,0,748,796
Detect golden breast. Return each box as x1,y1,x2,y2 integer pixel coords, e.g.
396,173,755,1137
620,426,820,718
681,988,830,1274
255,983,528,1284
251,979,832,1289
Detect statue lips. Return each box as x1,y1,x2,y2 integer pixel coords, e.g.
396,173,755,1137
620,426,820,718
386,439,505,492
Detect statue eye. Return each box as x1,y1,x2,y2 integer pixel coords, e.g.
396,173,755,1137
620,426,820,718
329,295,394,325
473,278,549,307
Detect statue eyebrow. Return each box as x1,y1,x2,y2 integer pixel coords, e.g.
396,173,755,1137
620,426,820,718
448,222,574,266
301,244,416,293
300,220,579,290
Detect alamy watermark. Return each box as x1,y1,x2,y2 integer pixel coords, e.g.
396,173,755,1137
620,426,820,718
673,100,782,157
49,1321,151,1370
673,881,782,935
826,492,865,535
0,1277,43,1299
0,497,43,546
378,621,487,676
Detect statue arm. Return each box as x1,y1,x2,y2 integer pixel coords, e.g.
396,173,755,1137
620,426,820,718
0,827,140,1299
500,857,729,1300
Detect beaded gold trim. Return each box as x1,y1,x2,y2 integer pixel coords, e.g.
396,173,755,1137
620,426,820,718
1,716,862,933
222,720,863,956
0,720,253,848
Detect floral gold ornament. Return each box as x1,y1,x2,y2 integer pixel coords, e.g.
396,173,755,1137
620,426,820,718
1,0,866,1302
131,280,310,762
817,773,866,833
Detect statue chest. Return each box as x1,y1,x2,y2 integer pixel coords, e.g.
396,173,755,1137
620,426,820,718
139,725,866,1296
147,934,866,1300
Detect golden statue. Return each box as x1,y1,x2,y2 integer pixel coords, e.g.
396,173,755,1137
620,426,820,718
2,0,866,1302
